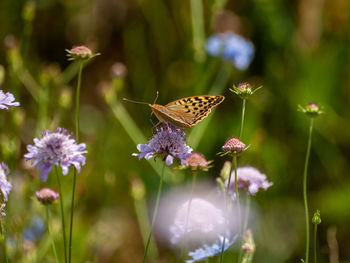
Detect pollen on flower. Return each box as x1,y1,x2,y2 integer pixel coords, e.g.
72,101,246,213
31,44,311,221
133,124,192,166
24,127,87,182
36,188,59,205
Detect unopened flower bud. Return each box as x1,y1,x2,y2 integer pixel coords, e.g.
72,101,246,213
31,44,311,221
230,82,261,99
298,102,323,118
66,46,100,61
36,188,59,205
312,210,321,225
180,152,213,172
218,136,247,157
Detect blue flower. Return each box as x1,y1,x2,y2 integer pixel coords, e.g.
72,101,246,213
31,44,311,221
0,162,12,202
133,124,192,166
22,216,45,242
206,33,255,71
24,128,87,182
186,233,238,263
0,90,20,109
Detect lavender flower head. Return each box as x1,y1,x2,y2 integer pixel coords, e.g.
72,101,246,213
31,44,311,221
169,198,225,244
0,162,12,202
0,90,20,109
186,233,238,263
133,124,192,166
24,128,87,182
206,32,255,70
226,166,273,196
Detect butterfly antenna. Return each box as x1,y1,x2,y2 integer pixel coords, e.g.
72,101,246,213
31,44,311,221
153,91,159,104
122,98,149,105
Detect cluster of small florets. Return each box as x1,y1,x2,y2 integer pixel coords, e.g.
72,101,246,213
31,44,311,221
24,127,87,181
133,124,192,166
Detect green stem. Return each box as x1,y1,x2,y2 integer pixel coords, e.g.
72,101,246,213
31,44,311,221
68,61,83,263
142,162,166,263
219,156,235,263
75,62,83,141
68,170,76,263
239,99,246,139
303,118,314,263
0,219,9,263
55,167,67,263
238,195,250,262
181,171,198,258
313,224,317,263
46,206,59,263
134,196,159,261
233,156,241,232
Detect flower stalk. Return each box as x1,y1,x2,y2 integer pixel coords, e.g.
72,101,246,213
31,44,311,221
303,117,314,263
68,60,83,263
55,167,67,263
142,162,166,263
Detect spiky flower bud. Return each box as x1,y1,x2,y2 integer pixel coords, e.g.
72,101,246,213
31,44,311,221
298,102,323,118
66,46,100,61
36,188,59,205
218,136,248,157
180,152,213,172
312,210,321,225
230,82,262,100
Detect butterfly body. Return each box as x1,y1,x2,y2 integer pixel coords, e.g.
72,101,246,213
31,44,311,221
149,95,225,129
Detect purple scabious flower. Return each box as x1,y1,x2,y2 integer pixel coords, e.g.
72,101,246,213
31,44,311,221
133,124,192,166
0,90,20,109
206,32,255,71
226,166,273,196
0,162,12,202
186,232,238,263
24,128,87,182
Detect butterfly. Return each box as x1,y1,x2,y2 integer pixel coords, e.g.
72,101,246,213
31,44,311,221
149,95,225,129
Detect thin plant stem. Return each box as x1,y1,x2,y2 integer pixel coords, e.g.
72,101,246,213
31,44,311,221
219,156,235,263
68,170,76,263
75,62,83,141
238,194,250,262
181,171,198,258
142,162,166,263
239,99,246,139
68,61,83,263
303,118,314,263
0,219,9,263
45,206,59,263
55,167,67,263
233,156,241,232
313,224,317,263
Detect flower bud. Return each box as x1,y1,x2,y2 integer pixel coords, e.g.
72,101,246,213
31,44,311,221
298,102,323,118
66,45,100,61
35,188,59,205
312,210,321,225
218,136,247,157
180,152,213,172
230,82,261,99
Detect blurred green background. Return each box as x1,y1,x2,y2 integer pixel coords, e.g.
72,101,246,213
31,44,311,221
0,0,349,262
